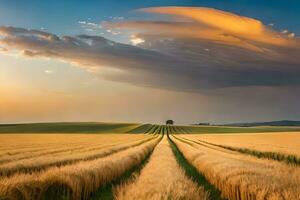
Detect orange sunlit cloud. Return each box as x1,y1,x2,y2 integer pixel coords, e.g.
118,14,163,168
109,20,267,52
139,7,297,48
0,7,299,92
105,7,300,53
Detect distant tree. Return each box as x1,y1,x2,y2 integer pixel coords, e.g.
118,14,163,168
166,120,174,125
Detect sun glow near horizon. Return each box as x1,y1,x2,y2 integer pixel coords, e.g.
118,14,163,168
0,1,299,124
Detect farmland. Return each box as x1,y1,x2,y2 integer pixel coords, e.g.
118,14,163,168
180,132,300,162
0,123,300,199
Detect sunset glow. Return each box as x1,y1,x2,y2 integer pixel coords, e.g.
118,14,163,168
0,1,299,124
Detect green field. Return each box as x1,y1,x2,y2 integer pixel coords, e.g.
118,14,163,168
0,122,300,134
172,125,300,134
0,122,139,133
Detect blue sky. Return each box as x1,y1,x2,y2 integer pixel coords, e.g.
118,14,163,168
0,0,299,35
0,1,300,124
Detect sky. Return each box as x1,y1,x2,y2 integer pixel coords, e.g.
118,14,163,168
0,0,300,124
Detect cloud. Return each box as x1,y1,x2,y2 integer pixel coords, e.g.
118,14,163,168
78,20,102,33
0,7,300,92
0,26,184,85
130,36,145,45
288,33,295,38
0,46,8,52
109,7,299,53
44,70,54,74
139,7,298,48
78,21,87,25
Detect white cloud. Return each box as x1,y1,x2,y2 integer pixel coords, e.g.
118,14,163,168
79,20,102,32
87,22,97,26
130,37,145,46
85,29,94,32
44,70,53,74
78,21,87,25
288,33,295,38
112,31,121,35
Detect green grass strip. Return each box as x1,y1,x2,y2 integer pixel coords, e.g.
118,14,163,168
173,135,221,151
151,125,160,134
90,137,162,200
127,124,153,134
178,135,300,166
171,125,300,134
90,153,151,200
200,140,300,166
157,125,162,134
145,125,156,134
167,134,223,200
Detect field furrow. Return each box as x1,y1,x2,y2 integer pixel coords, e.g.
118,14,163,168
1,123,300,200
0,135,157,177
0,135,152,165
146,125,159,134
0,136,161,200
115,136,208,200
171,135,300,200
182,132,300,158
198,139,300,165
168,134,222,200
0,134,147,154
126,124,154,134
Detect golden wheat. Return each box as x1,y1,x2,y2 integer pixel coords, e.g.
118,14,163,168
0,134,147,154
115,136,208,200
0,136,161,200
0,134,153,165
180,132,300,157
0,135,157,177
172,135,300,200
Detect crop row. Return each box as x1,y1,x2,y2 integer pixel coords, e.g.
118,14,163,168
115,136,208,200
0,134,147,155
198,139,300,166
171,135,300,200
0,136,161,200
0,135,150,165
0,135,157,177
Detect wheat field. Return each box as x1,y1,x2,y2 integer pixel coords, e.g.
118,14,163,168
171,134,300,199
0,123,300,200
115,136,208,200
180,132,300,158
